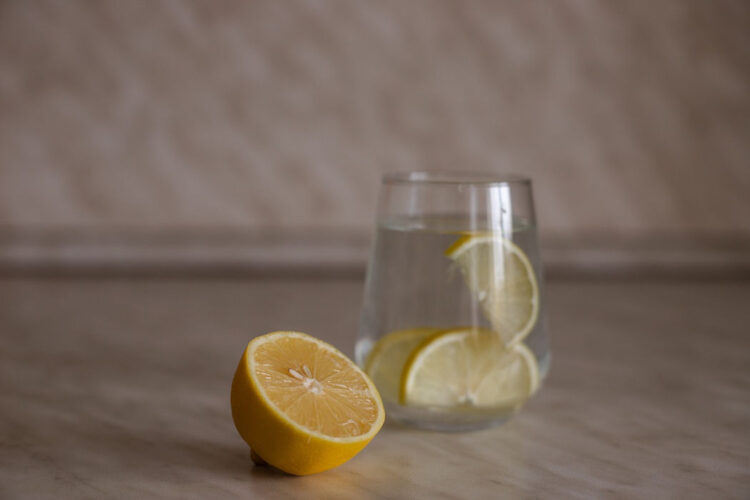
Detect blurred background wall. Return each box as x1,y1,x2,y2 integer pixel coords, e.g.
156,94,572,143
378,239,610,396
1,0,748,276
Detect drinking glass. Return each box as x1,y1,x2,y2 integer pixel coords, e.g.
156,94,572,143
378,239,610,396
356,171,549,431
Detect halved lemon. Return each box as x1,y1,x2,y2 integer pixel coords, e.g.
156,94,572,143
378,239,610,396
364,327,443,403
231,331,385,475
400,328,539,408
445,234,539,346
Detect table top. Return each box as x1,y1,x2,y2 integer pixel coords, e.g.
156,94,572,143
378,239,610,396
1,277,748,499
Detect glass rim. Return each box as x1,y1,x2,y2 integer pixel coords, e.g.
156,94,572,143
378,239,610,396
382,170,531,186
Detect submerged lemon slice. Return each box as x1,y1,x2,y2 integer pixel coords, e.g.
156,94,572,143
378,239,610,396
231,331,385,475
400,328,539,408
445,234,539,346
364,327,444,403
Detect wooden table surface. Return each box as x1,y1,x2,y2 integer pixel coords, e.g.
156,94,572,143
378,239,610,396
1,277,748,499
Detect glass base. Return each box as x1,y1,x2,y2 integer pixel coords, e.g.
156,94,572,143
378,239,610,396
384,402,519,432
380,352,550,432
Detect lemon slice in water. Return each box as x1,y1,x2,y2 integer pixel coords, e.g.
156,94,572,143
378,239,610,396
400,328,539,408
364,327,444,403
445,234,539,346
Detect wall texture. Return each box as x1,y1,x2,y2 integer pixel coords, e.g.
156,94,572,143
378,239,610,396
1,1,748,273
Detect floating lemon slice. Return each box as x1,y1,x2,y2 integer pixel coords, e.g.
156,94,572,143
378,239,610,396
445,234,539,346
400,328,539,408
364,327,444,403
231,331,385,475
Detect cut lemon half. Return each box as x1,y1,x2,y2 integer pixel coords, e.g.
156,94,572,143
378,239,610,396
445,234,539,346
231,331,385,475
364,327,444,403
400,328,539,408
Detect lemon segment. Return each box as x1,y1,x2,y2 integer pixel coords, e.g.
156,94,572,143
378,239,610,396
231,331,385,475
445,234,539,346
400,328,539,408
364,327,444,403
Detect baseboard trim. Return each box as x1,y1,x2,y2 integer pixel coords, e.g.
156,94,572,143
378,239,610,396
0,230,748,280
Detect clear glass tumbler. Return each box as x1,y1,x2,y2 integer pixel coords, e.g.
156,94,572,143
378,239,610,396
356,171,550,431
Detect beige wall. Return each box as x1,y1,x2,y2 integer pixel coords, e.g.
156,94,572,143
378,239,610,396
1,1,748,272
